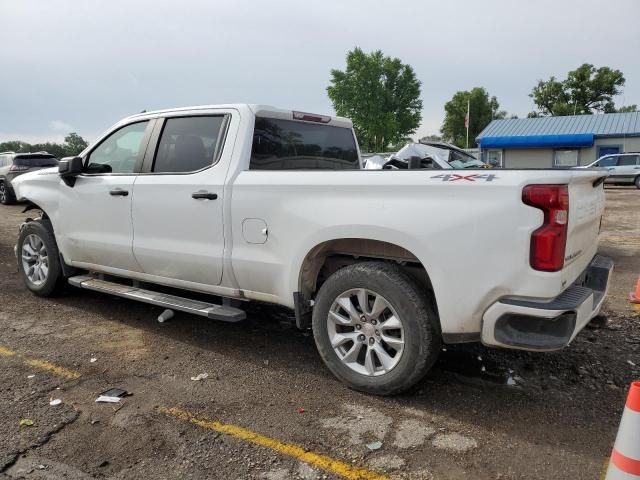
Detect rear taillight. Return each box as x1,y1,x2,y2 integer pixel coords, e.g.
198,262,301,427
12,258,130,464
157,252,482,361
9,165,29,172
522,184,569,272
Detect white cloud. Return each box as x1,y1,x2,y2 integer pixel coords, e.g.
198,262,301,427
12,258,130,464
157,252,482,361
49,120,74,133
1,0,638,141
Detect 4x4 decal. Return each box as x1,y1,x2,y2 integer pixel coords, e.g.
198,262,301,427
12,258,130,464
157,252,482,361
431,174,498,182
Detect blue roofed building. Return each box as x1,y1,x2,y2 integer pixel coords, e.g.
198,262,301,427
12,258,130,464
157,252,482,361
476,112,640,168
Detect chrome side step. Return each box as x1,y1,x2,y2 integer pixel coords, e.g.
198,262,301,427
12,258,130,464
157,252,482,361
68,275,246,322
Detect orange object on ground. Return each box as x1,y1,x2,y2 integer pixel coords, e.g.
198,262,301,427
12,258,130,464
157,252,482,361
605,381,640,479
631,276,640,304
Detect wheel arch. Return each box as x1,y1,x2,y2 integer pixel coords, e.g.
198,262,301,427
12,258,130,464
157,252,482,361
19,200,78,277
295,238,440,330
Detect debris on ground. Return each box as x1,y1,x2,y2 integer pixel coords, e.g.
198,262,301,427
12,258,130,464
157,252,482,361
90,357,97,363
95,388,129,403
296,407,305,414
49,398,62,406
190,373,208,381
506,376,517,386
19,419,34,427
27,374,35,379
157,309,174,323
366,441,383,451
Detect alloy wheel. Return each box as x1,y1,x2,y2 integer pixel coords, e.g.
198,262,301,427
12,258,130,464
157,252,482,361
327,288,405,376
21,234,49,286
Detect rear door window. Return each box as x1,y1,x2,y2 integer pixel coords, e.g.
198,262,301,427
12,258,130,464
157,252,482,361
617,156,638,166
152,116,228,173
14,156,58,167
250,117,359,170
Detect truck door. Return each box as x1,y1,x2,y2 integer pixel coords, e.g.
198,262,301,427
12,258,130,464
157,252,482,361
57,120,152,271
131,113,232,287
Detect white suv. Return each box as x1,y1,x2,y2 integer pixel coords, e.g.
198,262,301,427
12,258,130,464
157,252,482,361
583,153,640,188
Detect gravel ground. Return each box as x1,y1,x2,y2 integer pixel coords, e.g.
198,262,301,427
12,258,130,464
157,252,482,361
0,187,638,480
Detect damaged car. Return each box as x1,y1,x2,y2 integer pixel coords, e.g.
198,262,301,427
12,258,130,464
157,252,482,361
364,140,487,170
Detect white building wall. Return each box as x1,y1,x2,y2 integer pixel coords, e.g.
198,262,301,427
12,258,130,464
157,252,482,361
489,136,640,168
503,149,552,168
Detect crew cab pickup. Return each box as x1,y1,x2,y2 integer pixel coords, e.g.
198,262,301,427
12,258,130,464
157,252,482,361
11,104,613,395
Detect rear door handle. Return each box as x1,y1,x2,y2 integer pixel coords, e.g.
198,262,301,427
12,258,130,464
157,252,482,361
192,191,218,200
109,188,129,196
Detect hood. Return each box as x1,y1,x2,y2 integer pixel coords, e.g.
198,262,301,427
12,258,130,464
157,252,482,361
11,167,59,200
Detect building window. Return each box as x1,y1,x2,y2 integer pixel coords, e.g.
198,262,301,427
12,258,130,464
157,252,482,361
554,149,579,167
485,149,503,167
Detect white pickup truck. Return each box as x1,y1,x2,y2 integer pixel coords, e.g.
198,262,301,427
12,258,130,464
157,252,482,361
11,104,613,395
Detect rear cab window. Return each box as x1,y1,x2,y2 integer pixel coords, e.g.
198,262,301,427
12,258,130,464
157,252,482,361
250,117,359,170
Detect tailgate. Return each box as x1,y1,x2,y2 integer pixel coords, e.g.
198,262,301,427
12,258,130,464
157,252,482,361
562,172,607,285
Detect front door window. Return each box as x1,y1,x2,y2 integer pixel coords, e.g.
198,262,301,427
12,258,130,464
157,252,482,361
85,121,149,174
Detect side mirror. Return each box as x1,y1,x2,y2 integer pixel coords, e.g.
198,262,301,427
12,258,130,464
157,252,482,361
58,156,83,186
59,156,83,176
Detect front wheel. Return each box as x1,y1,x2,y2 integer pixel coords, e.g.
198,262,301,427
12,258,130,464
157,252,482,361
312,261,441,395
17,220,65,297
635,176,640,189
0,181,16,205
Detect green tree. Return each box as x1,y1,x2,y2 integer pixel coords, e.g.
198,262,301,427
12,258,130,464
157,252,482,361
0,132,88,158
616,104,638,113
0,140,31,153
530,64,634,116
30,142,68,158
64,132,88,156
327,48,422,152
440,87,506,148
420,135,442,142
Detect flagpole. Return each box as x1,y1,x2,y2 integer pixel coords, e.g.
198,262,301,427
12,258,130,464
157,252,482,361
465,98,470,149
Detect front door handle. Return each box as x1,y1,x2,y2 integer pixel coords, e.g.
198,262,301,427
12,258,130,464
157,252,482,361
109,188,129,196
192,191,218,200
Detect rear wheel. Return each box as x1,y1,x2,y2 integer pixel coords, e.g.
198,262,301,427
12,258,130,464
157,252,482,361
17,220,65,297
0,181,16,205
312,261,440,395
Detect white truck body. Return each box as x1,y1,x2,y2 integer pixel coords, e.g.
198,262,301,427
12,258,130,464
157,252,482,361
12,104,613,394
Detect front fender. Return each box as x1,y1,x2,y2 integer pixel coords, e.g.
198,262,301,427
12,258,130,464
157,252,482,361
11,168,62,232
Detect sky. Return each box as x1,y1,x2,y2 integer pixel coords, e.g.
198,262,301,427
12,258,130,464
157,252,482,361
1,0,639,144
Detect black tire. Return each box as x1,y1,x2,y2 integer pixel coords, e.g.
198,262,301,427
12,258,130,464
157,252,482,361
16,220,65,297
312,261,441,395
635,176,640,189
0,181,16,205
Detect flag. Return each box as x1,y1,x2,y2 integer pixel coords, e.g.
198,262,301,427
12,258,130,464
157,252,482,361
465,98,470,148
464,99,470,129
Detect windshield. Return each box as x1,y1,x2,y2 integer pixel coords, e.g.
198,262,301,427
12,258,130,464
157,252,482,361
593,157,617,167
448,150,486,169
